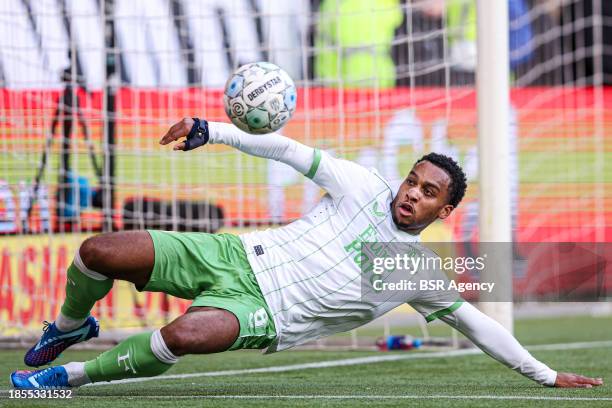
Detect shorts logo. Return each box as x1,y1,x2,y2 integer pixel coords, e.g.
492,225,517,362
254,245,264,256
249,308,268,329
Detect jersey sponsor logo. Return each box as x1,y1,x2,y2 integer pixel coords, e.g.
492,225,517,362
344,224,391,285
344,224,378,267
254,245,264,256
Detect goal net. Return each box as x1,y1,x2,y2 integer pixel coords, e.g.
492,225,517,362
0,0,609,345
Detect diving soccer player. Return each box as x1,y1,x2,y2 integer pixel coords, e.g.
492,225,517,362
11,118,602,389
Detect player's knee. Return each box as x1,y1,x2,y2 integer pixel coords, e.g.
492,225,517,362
160,320,194,356
79,234,114,274
160,309,239,356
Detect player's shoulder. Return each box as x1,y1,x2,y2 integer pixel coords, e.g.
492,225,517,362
349,166,394,201
315,151,393,198
366,166,393,190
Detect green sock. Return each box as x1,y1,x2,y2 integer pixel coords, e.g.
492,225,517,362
60,262,113,320
84,332,175,382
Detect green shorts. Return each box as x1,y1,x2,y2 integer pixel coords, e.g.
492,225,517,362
142,230,276,351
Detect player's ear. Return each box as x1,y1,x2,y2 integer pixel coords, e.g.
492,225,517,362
437,204,454,220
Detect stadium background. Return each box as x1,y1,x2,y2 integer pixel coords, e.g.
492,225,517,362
0,0,610,342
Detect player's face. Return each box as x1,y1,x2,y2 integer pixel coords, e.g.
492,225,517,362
391,161,454,235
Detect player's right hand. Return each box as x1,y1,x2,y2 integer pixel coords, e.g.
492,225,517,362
159,117,195,150
554,372,603,388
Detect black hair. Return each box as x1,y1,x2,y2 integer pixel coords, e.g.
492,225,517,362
415,152,467,207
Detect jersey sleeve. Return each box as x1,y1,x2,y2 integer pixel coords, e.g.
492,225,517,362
407,249,464,322
208,121,376,199
438,302,557,386
409,299,465,323
308,149,381,199
208,122,313,174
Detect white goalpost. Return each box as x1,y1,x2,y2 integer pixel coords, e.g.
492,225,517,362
476,0,514,332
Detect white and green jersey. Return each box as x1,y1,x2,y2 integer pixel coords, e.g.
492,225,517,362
207,122,556,386
241,153,427,352
209,123,458,353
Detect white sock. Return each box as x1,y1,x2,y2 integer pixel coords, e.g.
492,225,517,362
63,362,91,387
55,313,87,332
150,329,179,364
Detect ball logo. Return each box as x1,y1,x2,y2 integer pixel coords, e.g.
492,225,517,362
246,76,282,102
242,72,286,108
231,101,245,117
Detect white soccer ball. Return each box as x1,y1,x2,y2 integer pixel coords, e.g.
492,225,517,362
223,62,297,134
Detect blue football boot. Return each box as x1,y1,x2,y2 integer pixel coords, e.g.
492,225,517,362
10,366,70,389
24,317,99,367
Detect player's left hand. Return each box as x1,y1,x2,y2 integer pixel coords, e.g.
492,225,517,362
160,117,194,150
554,372,603,388
161,117,210,151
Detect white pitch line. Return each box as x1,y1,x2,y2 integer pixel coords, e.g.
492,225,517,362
2,391,611,402
526,340,612,352
73,395,612,401
87,349,482,386
85,339,612,387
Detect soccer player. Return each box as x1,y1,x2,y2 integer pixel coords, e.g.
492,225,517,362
11,118,602,389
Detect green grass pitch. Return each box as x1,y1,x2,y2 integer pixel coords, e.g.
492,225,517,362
1,315,611,407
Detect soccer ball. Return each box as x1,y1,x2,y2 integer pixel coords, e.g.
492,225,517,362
223,62,297,134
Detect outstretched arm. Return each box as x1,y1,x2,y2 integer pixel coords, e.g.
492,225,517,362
439,302,603,388
160,118,315,174
160,118,377,199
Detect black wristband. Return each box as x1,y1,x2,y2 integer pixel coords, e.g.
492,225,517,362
184,118,209,151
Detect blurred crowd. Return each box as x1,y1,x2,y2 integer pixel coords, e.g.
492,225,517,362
313,0,612,87
1,0,610,89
